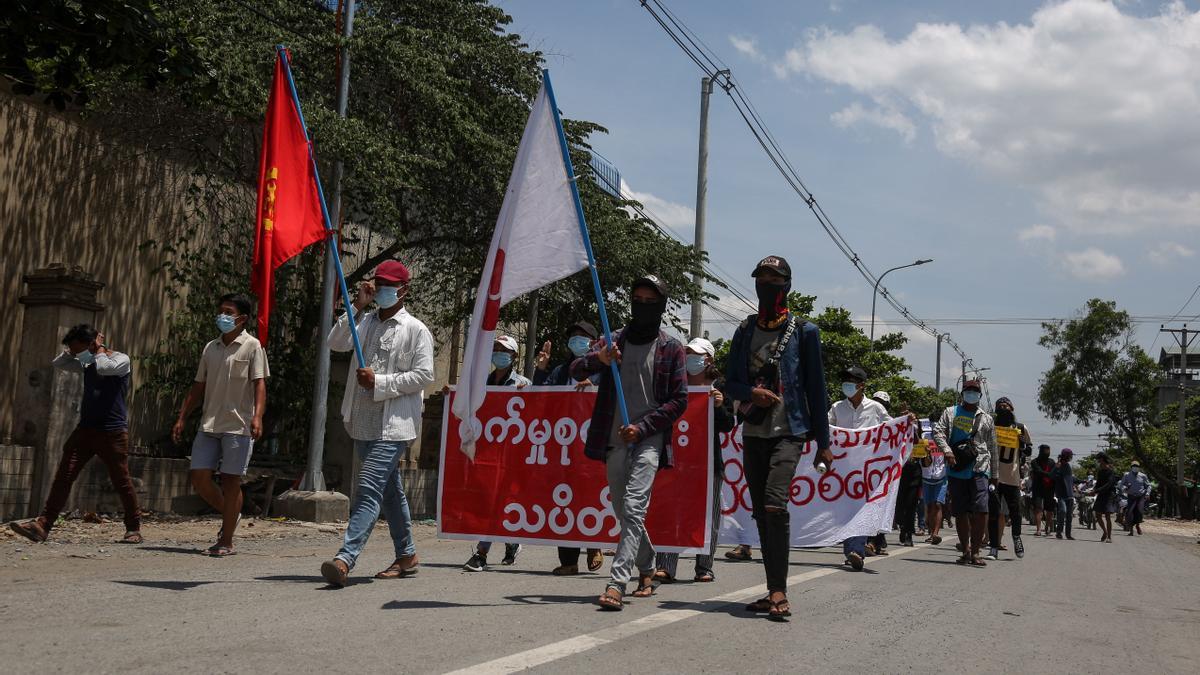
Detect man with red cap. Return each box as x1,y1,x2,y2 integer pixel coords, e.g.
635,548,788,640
320,260,435,587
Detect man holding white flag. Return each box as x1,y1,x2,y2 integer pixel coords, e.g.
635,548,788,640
451,78,590,455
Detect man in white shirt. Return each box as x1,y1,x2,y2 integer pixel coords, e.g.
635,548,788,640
829,366,889,570
320,260,435,587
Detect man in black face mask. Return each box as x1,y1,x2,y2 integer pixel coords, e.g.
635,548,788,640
573,275,688,611
726,255,831,621
986,397,1031,560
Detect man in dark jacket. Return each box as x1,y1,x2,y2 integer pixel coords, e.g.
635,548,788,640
573,276,688,611
725,255,831,621
1030,444,1056,536
1052,448,1075,540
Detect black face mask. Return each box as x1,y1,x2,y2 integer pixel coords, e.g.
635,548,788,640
755,280,790,321
627,300,666,343
995,409,1015,427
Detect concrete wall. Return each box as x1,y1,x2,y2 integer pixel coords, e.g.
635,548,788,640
0,445,34,521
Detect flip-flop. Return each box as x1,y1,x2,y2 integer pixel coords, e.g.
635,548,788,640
597,587,624,611
120,531,143,544
586,549,604,572
206,545,236,557
768,599,792,622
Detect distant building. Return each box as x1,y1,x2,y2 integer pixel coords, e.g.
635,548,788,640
1156,344,1200,410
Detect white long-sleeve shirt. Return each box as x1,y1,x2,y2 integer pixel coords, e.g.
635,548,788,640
329,307,435,442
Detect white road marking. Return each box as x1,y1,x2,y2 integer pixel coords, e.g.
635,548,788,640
445,544,928,674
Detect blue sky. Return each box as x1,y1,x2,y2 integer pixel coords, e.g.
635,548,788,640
502,0,1200,449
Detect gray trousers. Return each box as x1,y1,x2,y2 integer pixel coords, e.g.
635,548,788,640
606,441,660,591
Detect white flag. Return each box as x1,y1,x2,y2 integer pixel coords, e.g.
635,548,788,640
451,79,589,458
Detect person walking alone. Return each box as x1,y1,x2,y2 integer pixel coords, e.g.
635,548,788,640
1090,452,1118,542
1120,460,1150,536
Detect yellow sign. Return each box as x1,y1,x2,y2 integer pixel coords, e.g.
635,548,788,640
996,426,1020,449
911,441,930,459
263,167,279,231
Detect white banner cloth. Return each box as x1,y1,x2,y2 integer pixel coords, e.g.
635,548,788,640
718,417,915,548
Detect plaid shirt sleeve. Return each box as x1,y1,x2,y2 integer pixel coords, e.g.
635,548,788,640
634,337,688,442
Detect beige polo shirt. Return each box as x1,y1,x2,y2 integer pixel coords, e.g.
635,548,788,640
196,331,269,436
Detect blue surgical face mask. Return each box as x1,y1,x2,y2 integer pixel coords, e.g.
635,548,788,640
568,335,591,357
216,314,238,334
375,285,400,309
685,354,707,376
76,349,95,367
491,352,513,370
962,390,982,405
842,382,859,399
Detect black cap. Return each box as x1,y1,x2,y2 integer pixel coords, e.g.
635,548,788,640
752,255,791,280
841,366,869,382
570,320,598,339
632,274,669,299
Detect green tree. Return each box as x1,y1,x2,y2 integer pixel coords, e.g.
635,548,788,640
1036,299,1191,516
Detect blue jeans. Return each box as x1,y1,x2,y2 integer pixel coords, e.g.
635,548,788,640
844,536,867,558
335,439,415,569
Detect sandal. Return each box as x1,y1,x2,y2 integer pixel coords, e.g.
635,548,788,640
744,597,772,613
552,565,580,576
586,548,604,572
768,598,792,622
968,556,987,568
652,569,675,584
121,531,143,544
375,554,419,579
630,574,655,597
955,555,970,565
597,587,624,611
206,545,235,557
693,571,715,583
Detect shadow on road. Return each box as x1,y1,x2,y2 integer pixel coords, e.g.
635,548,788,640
381,599,504,610
504,593,596,605
138,546,206,555
904,558,967,566
256,574,373,589
113,580,214,591
420,562,557,576
655,598,762,619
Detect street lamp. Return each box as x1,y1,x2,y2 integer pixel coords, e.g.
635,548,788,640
870,258,933,345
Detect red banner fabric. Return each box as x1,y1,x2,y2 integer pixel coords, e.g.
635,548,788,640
250,50,328,344
438,387,713,553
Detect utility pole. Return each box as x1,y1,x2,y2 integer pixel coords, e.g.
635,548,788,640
524,291,539,379
690,71,727,338
935,333,947,391
1160,323,1196,517
302,0,357,491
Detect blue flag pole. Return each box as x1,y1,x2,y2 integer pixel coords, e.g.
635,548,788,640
277,45,366,369
542,69,631,428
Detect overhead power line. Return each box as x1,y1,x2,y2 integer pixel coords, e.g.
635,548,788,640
637,0,978,368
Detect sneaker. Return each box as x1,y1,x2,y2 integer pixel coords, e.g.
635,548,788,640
846,552,864,571
1056,533,1063,539
501,543,522,565
1014,537,1025,559
9,519,48,543
724,545,753,561
463,551,487,572
984,548,998,561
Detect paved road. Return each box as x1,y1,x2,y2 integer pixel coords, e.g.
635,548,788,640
3,519,1199,674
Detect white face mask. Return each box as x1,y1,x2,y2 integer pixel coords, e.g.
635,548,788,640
962,390,982,405
841,382,859,399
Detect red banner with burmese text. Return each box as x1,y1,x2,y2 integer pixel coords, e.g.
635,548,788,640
438,387,713,552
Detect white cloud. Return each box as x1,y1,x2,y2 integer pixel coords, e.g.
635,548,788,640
729,35,762,61
1147,241,1196,265
830,101,916,143
1017,224,1056,243
773,0,1200,236
619,179,696,235
1062,248,1126,281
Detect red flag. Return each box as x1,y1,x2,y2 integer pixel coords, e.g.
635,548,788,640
251,49,328,344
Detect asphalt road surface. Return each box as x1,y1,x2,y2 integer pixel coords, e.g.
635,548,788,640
3,518,1198,674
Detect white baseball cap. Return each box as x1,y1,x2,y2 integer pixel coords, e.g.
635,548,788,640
872,390,891,404
686,337,715,358
494,335,519,353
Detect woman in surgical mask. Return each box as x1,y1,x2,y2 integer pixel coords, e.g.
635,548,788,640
654,337,734,584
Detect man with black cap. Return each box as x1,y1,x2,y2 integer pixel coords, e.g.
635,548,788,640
533,319,605,576
933,379,997,566
320,259,435,587
985,397,1031,560
573,275,688,611
1051,448,1076,540
726,255,831,620
828,365,890,570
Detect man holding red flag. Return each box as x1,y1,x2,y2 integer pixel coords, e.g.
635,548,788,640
251,49,329,344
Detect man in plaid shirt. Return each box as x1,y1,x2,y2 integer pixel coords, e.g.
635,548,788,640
572,275,688,611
